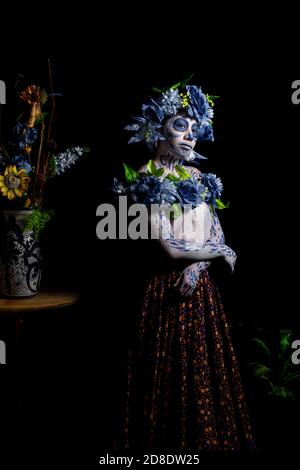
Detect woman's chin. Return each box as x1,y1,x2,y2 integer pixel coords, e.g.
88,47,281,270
183,151,195,162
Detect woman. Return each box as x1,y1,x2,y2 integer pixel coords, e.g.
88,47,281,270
113,82,255,452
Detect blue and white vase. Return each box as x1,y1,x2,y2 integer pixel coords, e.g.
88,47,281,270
0,210,42,297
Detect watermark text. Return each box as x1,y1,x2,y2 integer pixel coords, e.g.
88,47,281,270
0,80,6,104
96,197,205,241
291,80,300,104
0,340,6,365
292,340,300,365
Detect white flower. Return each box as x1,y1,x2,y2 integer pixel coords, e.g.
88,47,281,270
160,89,180,115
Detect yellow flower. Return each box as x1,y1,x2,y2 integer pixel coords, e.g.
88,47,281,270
180,92,190,108
206,95,215,107
0,165,30,200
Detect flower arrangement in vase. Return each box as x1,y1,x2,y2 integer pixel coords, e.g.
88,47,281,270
0,65,89,297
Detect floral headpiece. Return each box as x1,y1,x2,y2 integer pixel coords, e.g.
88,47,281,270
125,78,217,162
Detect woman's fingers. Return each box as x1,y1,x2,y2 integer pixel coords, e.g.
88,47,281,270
174,273,183,287
179,284,186,295
181,284,192,296
174,274,196,297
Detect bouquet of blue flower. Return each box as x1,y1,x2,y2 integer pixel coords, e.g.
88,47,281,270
0,75,89,233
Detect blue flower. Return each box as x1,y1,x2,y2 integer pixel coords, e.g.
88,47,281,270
159,89,181,116
11,155,32,174
12,123,38,150
112,177,126,195
158,179,180,205
128,176,178,205
142,99,165,123
201,173,223,205
186,85,214,124
114,163,226,212
54,146,87,175
0,150,8,171
198,124,214,142
125,99,165,150
125,116,163,151
176,179,205,207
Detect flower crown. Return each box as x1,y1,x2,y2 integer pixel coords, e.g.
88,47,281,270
125,78,217,161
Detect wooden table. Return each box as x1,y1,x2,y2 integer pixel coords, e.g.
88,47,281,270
0,289,80,314
0,289,80,364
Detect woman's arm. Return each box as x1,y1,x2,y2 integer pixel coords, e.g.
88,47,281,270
210,209,225,244
150,209,236,272
173,209,232,296
158,231,236,272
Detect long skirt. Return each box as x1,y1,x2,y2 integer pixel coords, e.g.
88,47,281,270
118,269,255,452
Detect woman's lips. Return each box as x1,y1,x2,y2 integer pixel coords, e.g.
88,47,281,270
179,143,192,149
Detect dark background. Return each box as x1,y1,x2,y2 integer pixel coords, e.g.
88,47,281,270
0,52,299,466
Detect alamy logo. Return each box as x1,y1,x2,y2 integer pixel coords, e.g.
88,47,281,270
291,80,300,105
0,340,6,364
292,340,300,365
0,80,6,104
96,197,204,240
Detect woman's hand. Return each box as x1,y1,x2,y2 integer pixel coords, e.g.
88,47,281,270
174,261,210,297
174,267,198,297
223,247,237,272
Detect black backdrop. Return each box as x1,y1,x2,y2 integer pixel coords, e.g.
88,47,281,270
1,55,299,466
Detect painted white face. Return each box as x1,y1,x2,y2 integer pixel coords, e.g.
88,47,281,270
162,115,199,160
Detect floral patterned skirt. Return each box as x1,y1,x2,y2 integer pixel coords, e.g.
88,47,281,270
118,269,255,452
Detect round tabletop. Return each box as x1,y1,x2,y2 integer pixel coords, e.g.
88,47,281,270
0,289,80,314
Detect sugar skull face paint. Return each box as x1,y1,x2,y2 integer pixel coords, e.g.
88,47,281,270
162,115,199,161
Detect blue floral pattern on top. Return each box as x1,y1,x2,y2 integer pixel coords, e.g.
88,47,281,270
113,163,223,209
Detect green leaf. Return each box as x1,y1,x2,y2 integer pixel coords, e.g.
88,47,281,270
280,329,292,354
252,363,273,378
123,162,139,183
35,111,49,125
283,372,300,385
153,74,194,94
155,167,164,178
180,73,195,88
152,86,163,93
175,165,191,180
207,95,220,101
251,338,272,357
24,209,54,239
215,199,230,210
170,203,182,219
270,385,295,400
146,160,164,177
170,81,181,90
46,155,56,179
281,354,294,378
146,159,157,175
166,174,180,182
